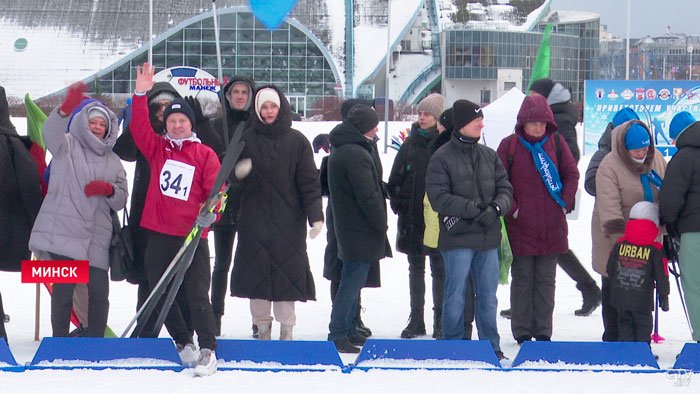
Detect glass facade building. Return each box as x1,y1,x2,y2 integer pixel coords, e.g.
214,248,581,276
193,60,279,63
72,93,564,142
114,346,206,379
443,17,599,101
87,9,342,117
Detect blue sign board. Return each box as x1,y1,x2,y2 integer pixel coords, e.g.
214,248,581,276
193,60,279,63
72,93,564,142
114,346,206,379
584,80,700,156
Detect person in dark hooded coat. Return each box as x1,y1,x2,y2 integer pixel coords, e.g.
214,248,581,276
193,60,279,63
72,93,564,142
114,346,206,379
230,85,323,341
208,75,256,335
0,86,43,343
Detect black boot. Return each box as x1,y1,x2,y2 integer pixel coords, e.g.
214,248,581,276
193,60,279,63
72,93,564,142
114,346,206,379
252,323,259,339
356,296,372,337
401,310,426,339
575,287,602,316
432,309,443,339
500,308,512,319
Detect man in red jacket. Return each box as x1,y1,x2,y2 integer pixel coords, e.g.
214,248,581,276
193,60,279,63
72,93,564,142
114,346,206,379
131,63,221,376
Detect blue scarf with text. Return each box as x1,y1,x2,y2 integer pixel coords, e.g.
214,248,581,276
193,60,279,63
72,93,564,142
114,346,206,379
640,170,663,202
518,135,567,208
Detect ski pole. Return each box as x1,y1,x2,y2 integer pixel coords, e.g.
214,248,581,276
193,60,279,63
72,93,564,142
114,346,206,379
651,289,665,343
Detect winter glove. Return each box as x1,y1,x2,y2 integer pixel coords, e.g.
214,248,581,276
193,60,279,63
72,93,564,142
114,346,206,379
195,211,217,228
474,204,498,227
60,82,88,116
185,96,208,125
234,158,252,180
309,220,324,239
84,180,114,197
659,296,670,312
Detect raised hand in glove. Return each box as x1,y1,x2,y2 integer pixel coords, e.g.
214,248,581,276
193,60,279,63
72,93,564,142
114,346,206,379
84,180,114,197
234,158,252,180
309,221,324,239
474,203,498,227
185,96,208,125
60,82,88,116
196,211,217,228
659,296,669,312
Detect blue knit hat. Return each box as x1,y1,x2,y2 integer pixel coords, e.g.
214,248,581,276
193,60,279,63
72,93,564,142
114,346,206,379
669,111,696,140
612,108,640,128
624,123,651,150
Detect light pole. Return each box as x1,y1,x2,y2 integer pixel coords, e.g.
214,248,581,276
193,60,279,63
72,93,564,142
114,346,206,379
688,44,694,81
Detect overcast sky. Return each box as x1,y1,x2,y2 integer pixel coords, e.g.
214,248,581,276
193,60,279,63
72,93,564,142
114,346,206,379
549,0,700,38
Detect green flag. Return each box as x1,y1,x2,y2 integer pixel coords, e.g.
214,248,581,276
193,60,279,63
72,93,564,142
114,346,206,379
527,24,552,92
24,93,47,151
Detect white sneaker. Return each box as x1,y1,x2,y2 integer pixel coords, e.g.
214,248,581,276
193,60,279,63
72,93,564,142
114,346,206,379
177,343,200,366
193,348,217,377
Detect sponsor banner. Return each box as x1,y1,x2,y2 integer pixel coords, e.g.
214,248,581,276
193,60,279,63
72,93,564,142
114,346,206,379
153,66,223,102
21,260,89,283
584,80,700,156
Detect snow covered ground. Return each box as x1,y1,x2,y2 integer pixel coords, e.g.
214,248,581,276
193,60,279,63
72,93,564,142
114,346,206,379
0,119,696,392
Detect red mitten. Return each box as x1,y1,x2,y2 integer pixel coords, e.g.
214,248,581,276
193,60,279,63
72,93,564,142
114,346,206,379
84,180,114,197
59,82,88,115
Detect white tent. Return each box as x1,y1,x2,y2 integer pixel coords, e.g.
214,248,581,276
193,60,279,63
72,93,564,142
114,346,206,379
481,87,525,150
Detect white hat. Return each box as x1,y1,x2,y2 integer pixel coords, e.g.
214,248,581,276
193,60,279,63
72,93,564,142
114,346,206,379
255,88,281,123
629,201,659,228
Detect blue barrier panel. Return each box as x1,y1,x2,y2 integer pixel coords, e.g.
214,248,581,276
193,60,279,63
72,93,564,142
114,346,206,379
215,340,344,371
352,339,501,371
511,341,660,372
0,339,23,372
672,343,700,372
28,337,183,371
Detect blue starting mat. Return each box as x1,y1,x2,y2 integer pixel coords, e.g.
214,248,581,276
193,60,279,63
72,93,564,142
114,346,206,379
28,337,183,371
0,339,23,372
214,339,344,372
672,342,700,372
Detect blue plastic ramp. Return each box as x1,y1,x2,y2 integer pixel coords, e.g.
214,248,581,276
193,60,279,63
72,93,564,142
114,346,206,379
28,337,183,370
353,339,501,370
672,343,700,372
512,341,660,372
215,339,344,371
0,339,23,372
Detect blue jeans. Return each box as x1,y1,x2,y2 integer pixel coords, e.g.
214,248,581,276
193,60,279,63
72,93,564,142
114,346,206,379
441,248,500,351
328,260,371,341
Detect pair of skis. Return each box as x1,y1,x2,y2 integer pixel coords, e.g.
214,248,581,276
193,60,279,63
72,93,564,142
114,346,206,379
120,122,245,339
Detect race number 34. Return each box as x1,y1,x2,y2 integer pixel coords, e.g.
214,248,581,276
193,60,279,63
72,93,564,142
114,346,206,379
160,159,195,201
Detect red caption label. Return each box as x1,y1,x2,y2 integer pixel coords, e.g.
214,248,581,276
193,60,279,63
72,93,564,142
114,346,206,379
21,260,90,283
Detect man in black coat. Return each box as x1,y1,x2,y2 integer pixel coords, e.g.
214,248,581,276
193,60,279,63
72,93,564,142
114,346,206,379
208,75,256,336
327,104,392,353
659,111,700,342
0,86,43,343
528,78,602,317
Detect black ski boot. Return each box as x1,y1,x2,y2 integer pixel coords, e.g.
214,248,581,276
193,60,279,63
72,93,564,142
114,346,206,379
575,287,602,316
356,301,372,337
432,309,443,339
401,310,426,339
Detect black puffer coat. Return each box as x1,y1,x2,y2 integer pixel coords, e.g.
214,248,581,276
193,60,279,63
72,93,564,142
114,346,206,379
387,122,437,256
426,133,513,251
327,122,392,263
548,83,580,163
660,121,700,234
584,122,614,196
211,75,256,230
230,85,323,301
0,86,42,271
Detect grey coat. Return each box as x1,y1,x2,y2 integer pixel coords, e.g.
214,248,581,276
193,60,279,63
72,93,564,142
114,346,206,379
29,102,128,270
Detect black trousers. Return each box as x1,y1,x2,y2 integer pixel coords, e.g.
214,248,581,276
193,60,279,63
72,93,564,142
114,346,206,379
510,254,557,339
558,249,598,293
50,254,109,338
617,309,653,344
211,226,237,316
145,231,217,350
601,276,619,342
407,253,445,313
0,292,7,343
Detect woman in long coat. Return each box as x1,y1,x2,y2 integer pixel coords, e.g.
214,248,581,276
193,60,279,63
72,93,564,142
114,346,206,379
231,85,323,341
592,120,667,342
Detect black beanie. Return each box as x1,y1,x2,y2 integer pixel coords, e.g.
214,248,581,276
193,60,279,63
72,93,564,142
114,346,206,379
162,98,196,129
341,99,374,120
346,104,379,134
439,108,454,133
452,100,483,132
529,78,555,98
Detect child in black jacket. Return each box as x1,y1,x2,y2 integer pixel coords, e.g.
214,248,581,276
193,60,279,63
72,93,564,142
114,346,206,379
606,201,670,344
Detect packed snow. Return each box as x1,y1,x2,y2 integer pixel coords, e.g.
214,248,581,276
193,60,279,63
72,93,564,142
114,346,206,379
0,118,697,392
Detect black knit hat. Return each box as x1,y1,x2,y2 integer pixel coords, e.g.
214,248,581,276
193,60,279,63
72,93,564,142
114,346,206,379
452,100,483,132
346,104,379,134
162,98,196,129
529,78,555,98
439,108,454,133
341,99,374,120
